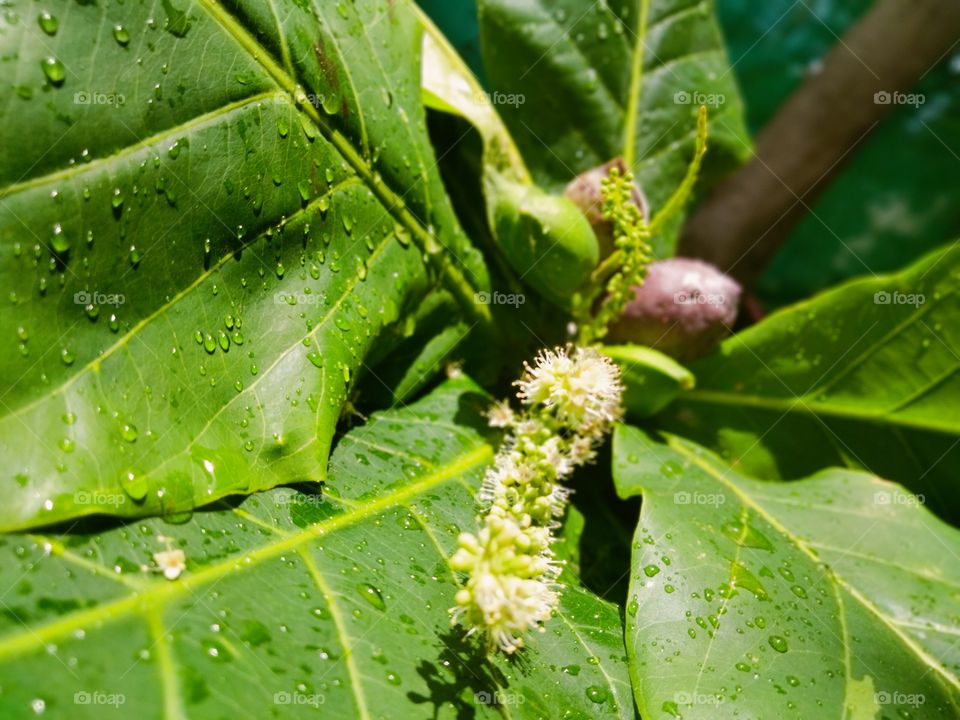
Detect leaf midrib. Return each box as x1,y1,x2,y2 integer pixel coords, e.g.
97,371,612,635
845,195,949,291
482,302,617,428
0,443,493,661
622,0,649,168
679,388,960,435
195,0,490,325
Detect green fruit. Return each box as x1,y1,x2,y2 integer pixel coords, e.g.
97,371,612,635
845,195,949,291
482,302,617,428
488,173,599,308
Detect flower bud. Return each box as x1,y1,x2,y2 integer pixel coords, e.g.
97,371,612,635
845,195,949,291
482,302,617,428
563,157,648,258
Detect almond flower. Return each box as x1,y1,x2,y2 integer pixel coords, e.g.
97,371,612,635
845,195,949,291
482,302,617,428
450,346,622,653
153,549,186,581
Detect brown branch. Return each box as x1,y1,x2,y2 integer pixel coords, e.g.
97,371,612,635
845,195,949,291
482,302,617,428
679,0,960,287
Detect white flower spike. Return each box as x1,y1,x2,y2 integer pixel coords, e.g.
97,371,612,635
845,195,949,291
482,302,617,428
450,345,623,653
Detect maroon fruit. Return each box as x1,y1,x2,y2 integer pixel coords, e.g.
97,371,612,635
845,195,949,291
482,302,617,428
606,258,741,361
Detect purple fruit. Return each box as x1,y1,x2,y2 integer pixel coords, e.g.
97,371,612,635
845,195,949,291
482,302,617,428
606,258,741,361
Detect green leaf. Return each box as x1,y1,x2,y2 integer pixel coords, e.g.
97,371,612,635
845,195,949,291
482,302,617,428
476,0,750,255
613,424,960,719
661,243,960,519
601,344,694,418
0,0,493,530
0,379,632,719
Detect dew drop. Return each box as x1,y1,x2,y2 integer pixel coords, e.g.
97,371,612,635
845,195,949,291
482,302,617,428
40,57,65,86
356,583,386,611
768,635,788,653
585,686,608,704
38,12,58,35
121,471,149,501
113,24,130,46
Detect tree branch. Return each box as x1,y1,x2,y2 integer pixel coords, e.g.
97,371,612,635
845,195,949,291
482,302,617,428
678,0,960,287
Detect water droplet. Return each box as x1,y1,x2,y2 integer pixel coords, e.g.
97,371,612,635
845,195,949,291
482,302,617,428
113,24,130,46
51,224,69,254
298,180,311,203
585,686,608,704
121,471,149,501
768,635,789,653
729,561,768,600
356,583,386,611
120,423,138,442
40,57,65,86
60,348,75,366
721,518,774,551
38,12,58,35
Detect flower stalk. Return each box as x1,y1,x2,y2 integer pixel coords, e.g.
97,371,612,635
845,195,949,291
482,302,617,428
449,347,623,653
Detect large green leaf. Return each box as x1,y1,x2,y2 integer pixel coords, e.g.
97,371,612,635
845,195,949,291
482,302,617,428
0,0,492,530
0,378,633,719
662,243,960,519
614,424,960,719
476,0,750,255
